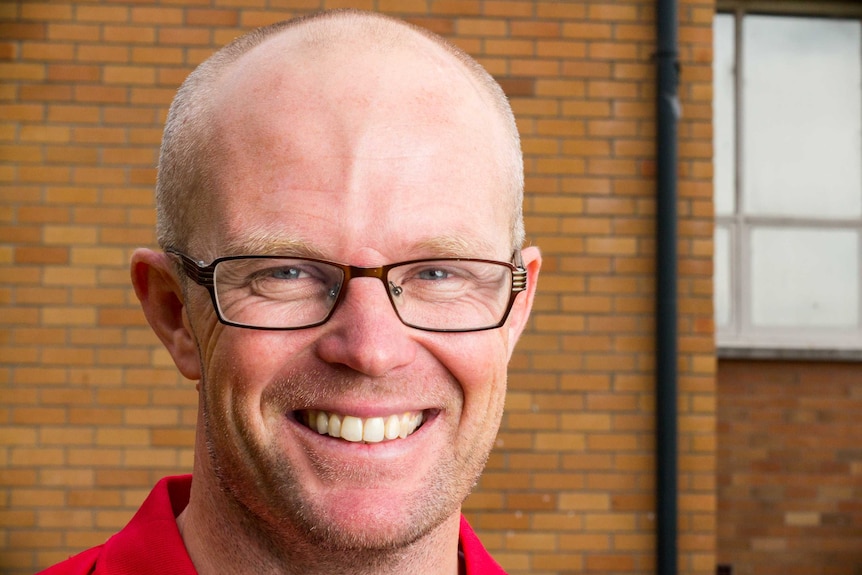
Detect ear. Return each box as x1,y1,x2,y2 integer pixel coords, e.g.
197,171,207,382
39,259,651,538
130,248,201,381
505,246,541,358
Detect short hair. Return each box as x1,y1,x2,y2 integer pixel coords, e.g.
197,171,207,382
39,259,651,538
156,9,525,252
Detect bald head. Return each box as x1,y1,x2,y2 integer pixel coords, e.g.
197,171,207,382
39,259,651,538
156,9,524,253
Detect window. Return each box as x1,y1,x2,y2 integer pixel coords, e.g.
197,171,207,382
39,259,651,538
713,7,862,354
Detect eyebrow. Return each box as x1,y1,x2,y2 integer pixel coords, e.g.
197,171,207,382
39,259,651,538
221,230,502,262
220,232,329,260
412,235,501,259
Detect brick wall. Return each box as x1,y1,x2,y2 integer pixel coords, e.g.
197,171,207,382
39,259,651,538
717,360,862,575
1,1,717,574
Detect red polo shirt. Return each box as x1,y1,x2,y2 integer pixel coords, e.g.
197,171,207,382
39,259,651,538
38,475,507,575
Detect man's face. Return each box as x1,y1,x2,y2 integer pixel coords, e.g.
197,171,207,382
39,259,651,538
180,36,538,550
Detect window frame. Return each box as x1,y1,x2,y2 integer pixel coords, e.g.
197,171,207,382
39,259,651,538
714,1,862,359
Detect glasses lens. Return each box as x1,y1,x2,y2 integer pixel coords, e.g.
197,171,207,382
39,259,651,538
387,260,513,331
213,257,344,328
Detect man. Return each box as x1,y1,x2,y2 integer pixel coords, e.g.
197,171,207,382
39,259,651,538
40,9,540,575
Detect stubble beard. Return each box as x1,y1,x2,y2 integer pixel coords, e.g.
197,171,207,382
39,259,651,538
197,366,500,572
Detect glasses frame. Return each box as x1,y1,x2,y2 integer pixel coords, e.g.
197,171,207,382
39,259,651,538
166,248,528,333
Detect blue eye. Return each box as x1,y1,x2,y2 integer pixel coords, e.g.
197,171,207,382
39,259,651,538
418,268,450,280
270,267,304,280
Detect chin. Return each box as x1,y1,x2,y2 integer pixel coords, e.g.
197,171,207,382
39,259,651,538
285,481,461,552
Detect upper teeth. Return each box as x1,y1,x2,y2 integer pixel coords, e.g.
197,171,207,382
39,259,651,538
304,411,423,443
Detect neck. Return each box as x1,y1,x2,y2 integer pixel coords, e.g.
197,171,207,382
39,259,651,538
176,471,463,575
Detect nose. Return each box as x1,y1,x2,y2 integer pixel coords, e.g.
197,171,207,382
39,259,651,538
314,277,416,377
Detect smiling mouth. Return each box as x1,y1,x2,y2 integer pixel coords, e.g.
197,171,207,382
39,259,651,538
299,410,426,444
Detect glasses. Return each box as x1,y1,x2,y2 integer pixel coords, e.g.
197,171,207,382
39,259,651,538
167,248,528,333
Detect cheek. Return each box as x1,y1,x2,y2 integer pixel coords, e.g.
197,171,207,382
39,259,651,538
201,327,310,384
430,332,510,411
199,334,293,454
438,335,510,468
198,329,323,435
197,330,280,434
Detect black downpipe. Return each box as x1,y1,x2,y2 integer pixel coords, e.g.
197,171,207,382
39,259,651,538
655,0,679,574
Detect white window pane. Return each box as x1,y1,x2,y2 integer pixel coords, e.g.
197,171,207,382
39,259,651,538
743,16,862,218
714,225,732,327
751,228,858,328
713,14,736,216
